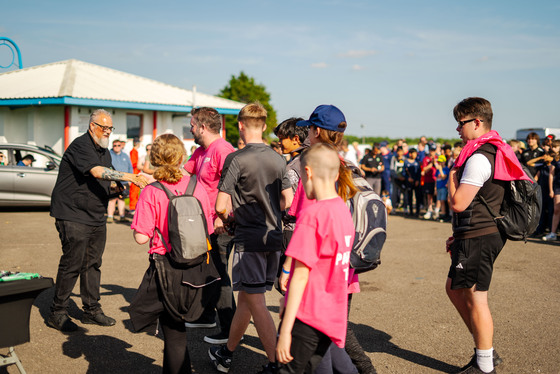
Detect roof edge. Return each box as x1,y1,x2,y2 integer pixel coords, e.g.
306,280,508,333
0,97,241,115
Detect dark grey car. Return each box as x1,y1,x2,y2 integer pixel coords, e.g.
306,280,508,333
0,143,62,206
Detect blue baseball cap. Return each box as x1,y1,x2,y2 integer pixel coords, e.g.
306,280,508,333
296,105,347,132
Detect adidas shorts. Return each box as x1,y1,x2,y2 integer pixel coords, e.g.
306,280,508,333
232,249,280,294
448,231,506,292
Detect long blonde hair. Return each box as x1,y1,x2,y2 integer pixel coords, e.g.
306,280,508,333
150,134,186,184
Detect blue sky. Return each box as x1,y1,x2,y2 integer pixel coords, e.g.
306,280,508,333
2,0,559,140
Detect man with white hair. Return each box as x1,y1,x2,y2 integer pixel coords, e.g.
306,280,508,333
48,109,148,332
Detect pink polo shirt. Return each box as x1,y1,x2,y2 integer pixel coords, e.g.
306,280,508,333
184,138,235,223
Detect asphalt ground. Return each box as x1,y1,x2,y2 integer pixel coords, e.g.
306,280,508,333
0,209,559,374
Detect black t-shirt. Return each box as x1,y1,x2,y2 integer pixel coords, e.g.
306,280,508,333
50,131,113,226
360,154,383,178
218,143,291,252
521,147,544,177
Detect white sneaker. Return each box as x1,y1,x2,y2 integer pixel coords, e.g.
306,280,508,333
423,211,432,220
542,233,557,241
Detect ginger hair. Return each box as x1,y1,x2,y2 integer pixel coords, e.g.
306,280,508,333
150,134,186,184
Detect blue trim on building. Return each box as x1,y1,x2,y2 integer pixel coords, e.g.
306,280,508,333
0,97,241,115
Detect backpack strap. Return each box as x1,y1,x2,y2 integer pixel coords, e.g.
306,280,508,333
152,181,175,199
149,181,174,253
478,195,501,218
185,174,197,196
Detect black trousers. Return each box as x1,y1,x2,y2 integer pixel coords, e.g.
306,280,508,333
129,258,192,373
345,294,376,374
201,233,236,333
278,319,332,374
160,312,191,374
51,219,106,314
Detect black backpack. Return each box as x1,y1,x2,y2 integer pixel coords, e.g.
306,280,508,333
346,167,388,273
151,175,211,267
479,164,542,242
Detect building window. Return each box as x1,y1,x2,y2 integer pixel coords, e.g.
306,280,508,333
127,114,142,139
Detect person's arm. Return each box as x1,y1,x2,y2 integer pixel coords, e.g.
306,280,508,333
526,155,545,167
142,160,155,175
276,260,310,364
549,165,555,199
279,256,293,292
90,166,148,188
448,168,481,213
133,230,150,245
281,187,294,211
215,191,232,223
534,170,540,182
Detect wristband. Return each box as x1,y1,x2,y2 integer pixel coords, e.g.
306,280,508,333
281,267,290,275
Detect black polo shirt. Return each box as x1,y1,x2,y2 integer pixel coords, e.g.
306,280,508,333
218,143,291,252
50,131,113,226
360,153,383,179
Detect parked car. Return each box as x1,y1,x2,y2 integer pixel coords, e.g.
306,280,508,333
0,143,62,206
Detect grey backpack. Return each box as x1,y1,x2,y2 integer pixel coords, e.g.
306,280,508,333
151,175,210,267
347,172,388,273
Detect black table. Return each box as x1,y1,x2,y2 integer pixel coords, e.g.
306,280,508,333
0,277,54,374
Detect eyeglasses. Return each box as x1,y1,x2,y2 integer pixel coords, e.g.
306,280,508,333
93,122,115,132
457,118,481,128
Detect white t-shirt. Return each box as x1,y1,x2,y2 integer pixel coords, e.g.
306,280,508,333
460,153,492,187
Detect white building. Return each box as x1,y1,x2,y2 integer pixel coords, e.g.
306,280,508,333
0,59,244,154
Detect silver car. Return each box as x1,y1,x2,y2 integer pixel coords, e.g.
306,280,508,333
0,143,62,206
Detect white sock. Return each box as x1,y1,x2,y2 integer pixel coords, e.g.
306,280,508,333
476,348,494,373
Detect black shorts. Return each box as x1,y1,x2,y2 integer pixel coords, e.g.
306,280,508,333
422,182,435,195
448,231,506,291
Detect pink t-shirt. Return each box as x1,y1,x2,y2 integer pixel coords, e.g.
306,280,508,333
288,180,360,294
131,176,214,255
184,138,235,222
285,197,355,348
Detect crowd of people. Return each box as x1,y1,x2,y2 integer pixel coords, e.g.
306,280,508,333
45,97,542,374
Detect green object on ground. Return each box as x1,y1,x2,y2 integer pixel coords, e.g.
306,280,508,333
0,272,41,282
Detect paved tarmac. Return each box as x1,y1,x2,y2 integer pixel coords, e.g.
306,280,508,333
0,209,559,374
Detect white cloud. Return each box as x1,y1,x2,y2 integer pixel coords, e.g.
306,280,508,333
352,64,365,71
477,56,490,62
311,62,328,68
338,50,377,58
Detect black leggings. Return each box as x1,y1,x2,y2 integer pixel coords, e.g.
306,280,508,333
160,311,191,374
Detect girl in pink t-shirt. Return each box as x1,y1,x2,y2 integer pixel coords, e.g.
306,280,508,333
276,143,355,373
129,134,213,374
279,105,374,374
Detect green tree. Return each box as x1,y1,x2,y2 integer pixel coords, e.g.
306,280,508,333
219,72,277,145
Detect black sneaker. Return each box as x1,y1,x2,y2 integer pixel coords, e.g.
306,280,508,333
185,315,217,328
209,346,232,373
81,312,116,326
457,362,496,374
204,331,229,344
459,349,502,372
256,362,278,374
47,313,78,332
